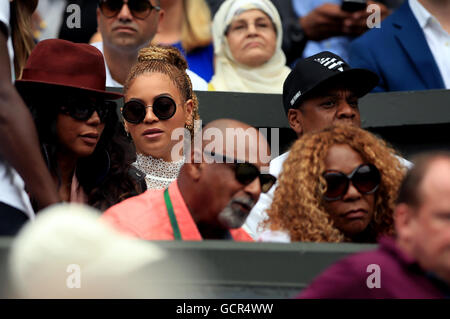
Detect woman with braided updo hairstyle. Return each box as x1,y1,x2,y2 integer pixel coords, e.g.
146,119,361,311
122,45,200,190
262,125,406,243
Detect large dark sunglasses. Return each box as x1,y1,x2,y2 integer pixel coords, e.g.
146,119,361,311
98,0,160,20
206,151,277,193
59,96,115,123
122,97,177,124
323,164,381,201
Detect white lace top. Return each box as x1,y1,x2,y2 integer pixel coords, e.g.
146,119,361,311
132,154,184,190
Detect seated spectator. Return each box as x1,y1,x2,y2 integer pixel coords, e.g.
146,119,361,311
16,39,146,211
271,0,391,65
262,125,405,243
209,0,291,93
152,0,214,82
299,152,450,298
244,51,390,239
102,119,276,241
349,0,449,92
122,45,199,190
93,0,208,90
208,1,399,65
0,0,59,236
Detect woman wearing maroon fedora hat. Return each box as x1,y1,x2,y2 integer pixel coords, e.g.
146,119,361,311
16,39,146,210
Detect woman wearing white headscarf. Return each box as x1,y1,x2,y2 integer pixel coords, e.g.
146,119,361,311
209,0,291,93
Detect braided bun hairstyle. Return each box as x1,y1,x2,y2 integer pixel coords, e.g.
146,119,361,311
124,46,200,137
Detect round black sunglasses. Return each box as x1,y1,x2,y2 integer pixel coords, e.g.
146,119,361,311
122,96,177,124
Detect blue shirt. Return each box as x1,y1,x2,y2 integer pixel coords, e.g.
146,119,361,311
292,0,351,61
172,42,214,82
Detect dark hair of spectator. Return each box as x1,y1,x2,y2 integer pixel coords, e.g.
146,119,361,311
21,87,141,211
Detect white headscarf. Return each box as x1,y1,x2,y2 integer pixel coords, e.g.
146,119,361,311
210,0,291,93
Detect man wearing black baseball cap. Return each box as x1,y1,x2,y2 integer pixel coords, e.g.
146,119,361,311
244,51,410,240
283,50,378,137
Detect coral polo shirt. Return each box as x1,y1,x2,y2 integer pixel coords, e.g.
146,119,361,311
102,181,253,241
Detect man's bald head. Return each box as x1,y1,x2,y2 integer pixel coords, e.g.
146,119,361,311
203,119,247,131
178,119,274,237
199,119,271,170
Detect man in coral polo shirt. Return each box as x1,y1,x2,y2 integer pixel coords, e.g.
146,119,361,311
102,119,276,241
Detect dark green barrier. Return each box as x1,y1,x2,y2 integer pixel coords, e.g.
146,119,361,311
109,88,450,158
0,238,375,298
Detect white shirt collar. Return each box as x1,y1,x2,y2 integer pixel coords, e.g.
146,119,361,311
90,41,124,88
409,0,438,29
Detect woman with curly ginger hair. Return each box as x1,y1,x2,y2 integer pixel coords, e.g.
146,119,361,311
263,125,406,243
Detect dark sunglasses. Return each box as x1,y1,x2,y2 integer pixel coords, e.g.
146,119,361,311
323,164,381,201
206,151,277,193
98,0,160,20
59,96,115,123
122,97,177,124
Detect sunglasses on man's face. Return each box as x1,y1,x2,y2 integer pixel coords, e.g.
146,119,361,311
122,97,177,124
206,151,277,193
98,0,160,20
323,164,381,201
59,96,115,123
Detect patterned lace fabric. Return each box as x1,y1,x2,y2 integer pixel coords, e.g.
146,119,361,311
133,154,184,190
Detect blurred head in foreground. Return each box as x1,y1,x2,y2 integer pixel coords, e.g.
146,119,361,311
395,152,450,284
9,203,165,298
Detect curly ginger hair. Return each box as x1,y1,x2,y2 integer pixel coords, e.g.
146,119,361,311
265,125,406,243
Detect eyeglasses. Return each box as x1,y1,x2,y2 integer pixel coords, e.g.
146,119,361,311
122,97,177,124
205,151,277,193
59,96,115,123
323,164,381,201
98,0,160,20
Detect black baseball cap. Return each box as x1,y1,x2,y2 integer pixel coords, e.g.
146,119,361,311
282,51,379,114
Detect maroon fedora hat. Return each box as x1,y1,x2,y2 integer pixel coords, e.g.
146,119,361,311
16,39,122,100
